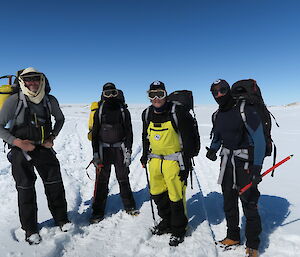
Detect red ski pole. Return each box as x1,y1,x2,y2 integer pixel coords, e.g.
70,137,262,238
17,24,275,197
239,154,294,195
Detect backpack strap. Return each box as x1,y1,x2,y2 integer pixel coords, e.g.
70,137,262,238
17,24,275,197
98,101,105,125
9,92,27,132
240,100,247,124
43,95,52,117
171,103,183,150
145,106,150,127
120,105,126,124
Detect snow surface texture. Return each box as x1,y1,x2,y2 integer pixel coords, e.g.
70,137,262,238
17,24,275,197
0,104,299,257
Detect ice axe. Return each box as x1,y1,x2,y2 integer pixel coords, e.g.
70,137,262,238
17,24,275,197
239,154,294,195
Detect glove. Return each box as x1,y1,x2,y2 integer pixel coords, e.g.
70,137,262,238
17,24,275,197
206,147,217,161
250,165,262,186
179,169,189,182
140,154,148,167
123,148,132,167
92,152,102,167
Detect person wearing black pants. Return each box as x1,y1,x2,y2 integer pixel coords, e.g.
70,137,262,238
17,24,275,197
90,82,136,223
206,79,265,257
0,67,69,245
11,147,68,235
221,158,261,249
92,147,136,218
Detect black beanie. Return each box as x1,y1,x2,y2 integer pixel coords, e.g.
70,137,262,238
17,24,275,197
149,80,166,91
210,79,230,92
211,79,234,111
103,82,116,91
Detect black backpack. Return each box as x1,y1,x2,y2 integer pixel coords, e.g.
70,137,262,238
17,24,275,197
167,90,200,157
168,90,194,112
231,79,279,174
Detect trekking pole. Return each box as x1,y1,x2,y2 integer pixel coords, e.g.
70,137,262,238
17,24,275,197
144,165,156,224
239,154,294,195
190,158,195,190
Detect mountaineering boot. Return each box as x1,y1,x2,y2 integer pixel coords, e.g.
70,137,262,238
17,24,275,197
151,219,172,235
25,231,42,245
246,247,259,257
57,220,72,232
89,213,104,224
216,237,240,250
169,234,184,247
217,237,240,246
125,207,140,216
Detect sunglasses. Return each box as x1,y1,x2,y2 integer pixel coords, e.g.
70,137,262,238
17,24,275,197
211,86,228,97
22,76,41,82
148,90,166,100
103,89,118,98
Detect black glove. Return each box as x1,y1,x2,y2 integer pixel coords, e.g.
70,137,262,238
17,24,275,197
206,147,217,161
140,154,148,167
250,165,262,186
179,169,189,182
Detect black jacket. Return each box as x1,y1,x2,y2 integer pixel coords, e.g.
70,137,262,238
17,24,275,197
92,100,133,154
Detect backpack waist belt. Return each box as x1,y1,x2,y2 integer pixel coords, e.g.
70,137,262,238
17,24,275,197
148,152,185,170
218,147,249,189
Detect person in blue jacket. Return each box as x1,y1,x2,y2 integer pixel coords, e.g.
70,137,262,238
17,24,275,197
206,79,265,257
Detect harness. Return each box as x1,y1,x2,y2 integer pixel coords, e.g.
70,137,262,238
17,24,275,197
218,147,249,189
148,152,185,171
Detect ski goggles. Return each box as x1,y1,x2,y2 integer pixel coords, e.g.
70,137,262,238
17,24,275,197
148,89,167,100
103,89,118,98
21,75,41,82
211,86,228,97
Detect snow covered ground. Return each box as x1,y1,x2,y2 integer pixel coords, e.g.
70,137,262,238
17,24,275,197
0,103,299,257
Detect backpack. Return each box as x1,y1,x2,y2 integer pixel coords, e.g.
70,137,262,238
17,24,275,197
168,90,200,157
87,89,127,141
0,75,14,110
231,79,279,175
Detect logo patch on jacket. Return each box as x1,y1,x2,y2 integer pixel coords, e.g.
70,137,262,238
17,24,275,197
154,134,161,141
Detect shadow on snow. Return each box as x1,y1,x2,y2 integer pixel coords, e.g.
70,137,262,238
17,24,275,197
186,191,290,254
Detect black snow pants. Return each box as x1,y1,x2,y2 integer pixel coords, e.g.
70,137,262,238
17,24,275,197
11,146,68,233
221,158,262,250
152,191,188,237
92,147,136,216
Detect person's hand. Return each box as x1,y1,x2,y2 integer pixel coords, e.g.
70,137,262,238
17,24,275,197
92,153,102,168
123,148,132,167
206,147,217,161
41,135,55,148
179,169,188,182
13,139,35,151
140,154,148,168
250,165,262,186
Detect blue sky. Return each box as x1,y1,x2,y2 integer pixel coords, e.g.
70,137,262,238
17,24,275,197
0,0,299,105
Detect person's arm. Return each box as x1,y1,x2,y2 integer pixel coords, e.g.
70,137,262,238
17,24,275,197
244,105,266,185
244,105,266,167
0,95,18,145
176,105,200,158
140,108,150,166
48,95,65,137
124,108,133,151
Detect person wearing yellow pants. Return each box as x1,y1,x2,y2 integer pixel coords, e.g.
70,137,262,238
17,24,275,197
141,81,200,246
